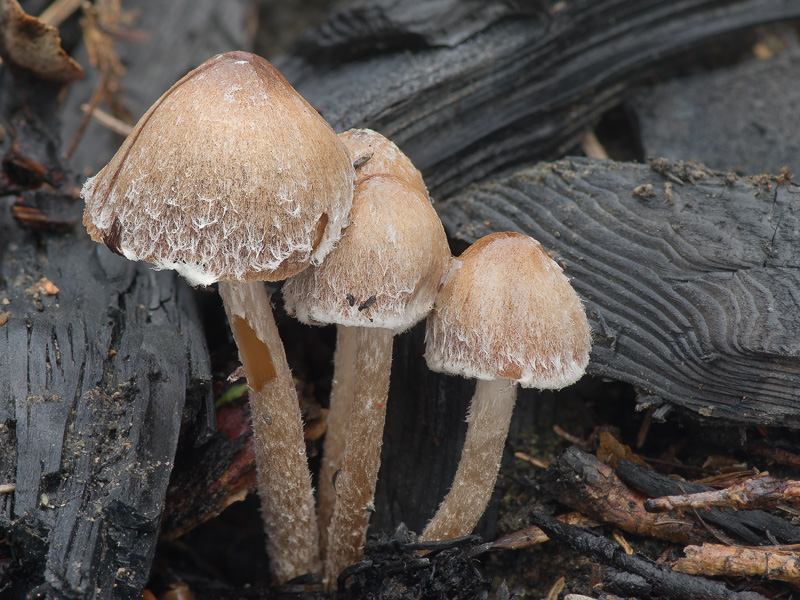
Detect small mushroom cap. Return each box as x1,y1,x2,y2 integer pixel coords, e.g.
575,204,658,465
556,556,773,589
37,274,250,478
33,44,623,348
283,174,450,332
339,129,428,197
81,51,354,286
424,232,591,389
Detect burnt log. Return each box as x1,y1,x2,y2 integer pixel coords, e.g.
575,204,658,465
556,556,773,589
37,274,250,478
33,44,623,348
282,0,800,199
631,48,800,175
438,158,800,426
0,1,249,598
275,0,800,540
0,225,211,599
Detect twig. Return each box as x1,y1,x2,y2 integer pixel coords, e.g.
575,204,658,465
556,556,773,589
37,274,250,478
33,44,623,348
646,474,800,513
514,451,549,469
65,0,135,157
674,543,800,589
39,0,82,26
580,131,610,160
528,510,770,600
616,458,800,545
749,442,800,469
490,512,600,551
80,104,132,136
552,424,586,446
546,576,566,600
541,448,710,545
66,68,108,158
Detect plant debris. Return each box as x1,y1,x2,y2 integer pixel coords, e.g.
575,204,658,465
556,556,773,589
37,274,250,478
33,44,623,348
337,526,492,599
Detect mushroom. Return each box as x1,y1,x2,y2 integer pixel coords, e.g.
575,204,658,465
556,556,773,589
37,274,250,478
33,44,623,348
81,51,355,581
420,232,591,542
282,174,451,585
338,128,428,195
312,128,430,558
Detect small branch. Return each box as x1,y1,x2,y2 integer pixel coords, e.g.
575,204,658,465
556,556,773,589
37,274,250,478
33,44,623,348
490,512,600,551
38,0,82,27
616,459,800,545
674,543,800,590
528,510,770,600
748,442,800,469
580,131,610,160
646,473,800,513
65,1,135,157
514,451,549,469
541,447,711,545
80,104,133,136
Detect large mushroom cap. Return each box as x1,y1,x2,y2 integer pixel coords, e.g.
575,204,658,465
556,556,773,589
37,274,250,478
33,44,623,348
81,51,354,286
425,232,591,389
339,128,427,197
283,174,450,332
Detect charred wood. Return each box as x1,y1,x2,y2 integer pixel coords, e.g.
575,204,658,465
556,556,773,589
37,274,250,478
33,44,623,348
438,158,800,426
540,448,711,545
616,459,800,545
528,509,770,600
283,0,800,198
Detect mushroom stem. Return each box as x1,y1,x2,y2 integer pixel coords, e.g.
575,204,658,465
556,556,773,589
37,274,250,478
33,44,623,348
318,324,357,555
218,281,320,582
324,327,393,586
421,379,518,542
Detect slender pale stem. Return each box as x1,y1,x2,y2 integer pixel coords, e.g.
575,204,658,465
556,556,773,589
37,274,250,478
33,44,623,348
324,327,393,587
318,324,357,555
218,281,320,582
421,378,517,542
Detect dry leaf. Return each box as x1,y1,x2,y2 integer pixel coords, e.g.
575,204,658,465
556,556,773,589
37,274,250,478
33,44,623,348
0,0,83,83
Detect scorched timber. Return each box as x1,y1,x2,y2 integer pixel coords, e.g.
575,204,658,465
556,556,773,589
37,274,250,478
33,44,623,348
283,0,800,199
438,157,800,426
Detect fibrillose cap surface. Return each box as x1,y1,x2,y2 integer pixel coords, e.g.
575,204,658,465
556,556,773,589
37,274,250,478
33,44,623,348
81,51,354,286
283,174,450,332
425,232,591,389
339,129,428,198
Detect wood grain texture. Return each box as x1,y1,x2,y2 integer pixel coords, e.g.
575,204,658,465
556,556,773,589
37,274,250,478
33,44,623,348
282,0,800,199
292,0,538,58
281,0,800,541
0,227,211,599
438,157,800,425
1,0,249,597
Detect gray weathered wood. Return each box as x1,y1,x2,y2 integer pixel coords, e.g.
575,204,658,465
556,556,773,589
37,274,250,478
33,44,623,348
438,157,800,425
631,48,800,175
0,229,211,599
1,0,250,597
281,0,800,199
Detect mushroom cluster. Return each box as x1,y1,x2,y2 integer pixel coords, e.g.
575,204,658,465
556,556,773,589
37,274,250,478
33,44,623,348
80,52,592,588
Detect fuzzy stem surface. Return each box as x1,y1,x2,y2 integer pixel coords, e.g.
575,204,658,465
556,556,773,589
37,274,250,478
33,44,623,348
324,327,393,586
318,324,357,555
421,378,517,542
218,281,320,582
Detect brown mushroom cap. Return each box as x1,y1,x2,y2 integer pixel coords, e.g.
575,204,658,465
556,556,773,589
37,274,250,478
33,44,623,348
339,128,427,197
283,174,450,332
81,51,354,286
425,232,591,389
